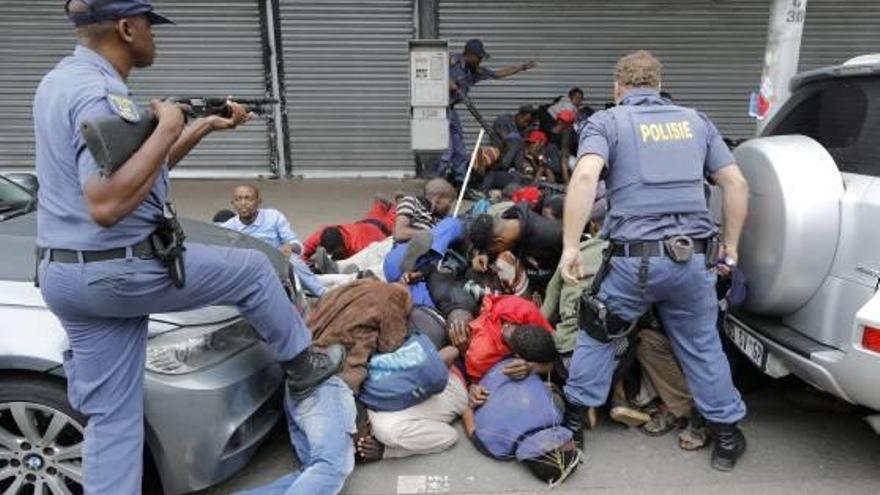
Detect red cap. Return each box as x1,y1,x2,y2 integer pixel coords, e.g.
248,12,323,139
557,109,576,124
526,130,548,144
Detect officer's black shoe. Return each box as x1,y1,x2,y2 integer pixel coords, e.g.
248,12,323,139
283,344,346,396
562,401,588,450
707,422,747,472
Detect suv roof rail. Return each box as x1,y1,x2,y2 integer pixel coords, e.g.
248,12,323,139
791,54,880,91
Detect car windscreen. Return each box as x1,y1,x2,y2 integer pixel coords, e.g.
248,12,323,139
766,76,879,177
0,176,35,219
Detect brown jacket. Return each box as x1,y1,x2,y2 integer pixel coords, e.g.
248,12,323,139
307,279,412,392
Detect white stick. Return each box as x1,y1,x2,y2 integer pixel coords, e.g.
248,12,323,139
452,128,485,219
436,129,485,272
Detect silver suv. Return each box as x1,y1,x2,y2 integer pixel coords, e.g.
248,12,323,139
724,55,880,431
0,176,302,494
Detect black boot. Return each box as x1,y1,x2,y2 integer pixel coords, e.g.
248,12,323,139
563,401,588,450
283,344,346,396
707,422,747,471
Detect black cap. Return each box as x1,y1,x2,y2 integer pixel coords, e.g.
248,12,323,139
464,38,490,60
65,0,174,27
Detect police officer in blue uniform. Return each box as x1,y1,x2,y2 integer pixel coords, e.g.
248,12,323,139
558,51,750,471
34,2,343,493
435,39,537,185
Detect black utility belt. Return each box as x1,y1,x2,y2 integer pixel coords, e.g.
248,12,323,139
41,239,155,264
610,237,712,261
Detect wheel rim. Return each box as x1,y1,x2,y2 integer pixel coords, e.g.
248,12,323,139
0,402,83,495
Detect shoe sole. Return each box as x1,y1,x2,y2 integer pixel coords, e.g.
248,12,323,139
610,407,651,427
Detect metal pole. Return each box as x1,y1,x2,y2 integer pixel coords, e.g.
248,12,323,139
755,0,809,135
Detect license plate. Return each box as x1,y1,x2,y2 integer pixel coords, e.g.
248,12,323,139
725,320,766,369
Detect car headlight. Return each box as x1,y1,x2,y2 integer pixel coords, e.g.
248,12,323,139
146,320,260,375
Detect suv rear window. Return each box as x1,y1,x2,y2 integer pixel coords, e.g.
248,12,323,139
765,76,879,177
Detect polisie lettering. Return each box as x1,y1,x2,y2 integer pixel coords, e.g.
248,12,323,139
639,121,694,143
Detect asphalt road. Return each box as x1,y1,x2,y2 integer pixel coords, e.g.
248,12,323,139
195,377,880,495
171,179,880,495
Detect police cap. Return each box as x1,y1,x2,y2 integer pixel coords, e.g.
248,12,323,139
65,0,174,27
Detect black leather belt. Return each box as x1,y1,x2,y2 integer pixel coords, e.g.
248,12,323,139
42,239,155,263
610,239,708,258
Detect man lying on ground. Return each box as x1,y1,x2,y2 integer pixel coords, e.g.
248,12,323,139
221,185,326,297
469,201,563,295
236,279,411,495
463,358,581,486
356,343,469,462
302,195,398,270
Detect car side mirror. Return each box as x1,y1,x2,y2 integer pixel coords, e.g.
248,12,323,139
6,173,38,194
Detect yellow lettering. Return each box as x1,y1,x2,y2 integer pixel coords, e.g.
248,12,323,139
650,124,662,142
670,122,682,140
640,124,652,142
682,121,693,139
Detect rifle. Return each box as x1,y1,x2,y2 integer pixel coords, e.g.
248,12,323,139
455,90,503,145
80,97,278,176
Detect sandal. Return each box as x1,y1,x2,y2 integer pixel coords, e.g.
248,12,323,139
641,406,686,437
678,413,709,451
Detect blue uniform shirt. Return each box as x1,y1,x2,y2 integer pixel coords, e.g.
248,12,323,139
34,45,168,250
578,88,735,242
449,53,496,106
222,209,303,250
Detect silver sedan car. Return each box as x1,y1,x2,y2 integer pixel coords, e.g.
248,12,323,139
0,175,302,494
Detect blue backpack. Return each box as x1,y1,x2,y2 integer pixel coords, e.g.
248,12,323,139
359,332,449,412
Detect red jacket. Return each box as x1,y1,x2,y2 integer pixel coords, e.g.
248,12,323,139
465,295,553,381
302,222,387,260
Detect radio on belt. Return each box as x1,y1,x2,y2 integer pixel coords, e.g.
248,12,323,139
409,40,449,151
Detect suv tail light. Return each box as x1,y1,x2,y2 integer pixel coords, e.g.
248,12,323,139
863,326,880,354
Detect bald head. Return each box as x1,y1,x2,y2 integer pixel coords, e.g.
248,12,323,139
424,178,456,217
233,184,260,199
231,185,261,224
425,178,455,198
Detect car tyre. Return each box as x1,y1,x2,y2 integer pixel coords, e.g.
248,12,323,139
0,375,85,495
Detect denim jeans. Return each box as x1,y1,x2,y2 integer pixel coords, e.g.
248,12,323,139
236,377,356,495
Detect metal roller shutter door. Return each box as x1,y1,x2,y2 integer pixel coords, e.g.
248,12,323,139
439,0,771,144
280,0,415,177
800,0,880,71
0,0,273,176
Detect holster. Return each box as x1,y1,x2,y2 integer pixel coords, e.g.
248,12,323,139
663,235,694,264
151,202,187,289
577,247,637,343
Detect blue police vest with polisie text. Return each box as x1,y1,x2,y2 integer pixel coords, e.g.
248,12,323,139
605,100,709,217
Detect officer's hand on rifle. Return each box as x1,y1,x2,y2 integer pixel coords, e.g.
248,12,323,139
205,98,253,131
150,99,186,136
560,246,584,285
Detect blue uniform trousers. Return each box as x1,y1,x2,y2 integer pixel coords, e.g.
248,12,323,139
563,254,746,424
383,218,464,307
436,110,468,182
38,243,311,495
235,377,356,495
